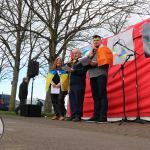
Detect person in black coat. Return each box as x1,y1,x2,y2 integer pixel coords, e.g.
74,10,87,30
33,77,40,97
67,49,87,122
15,77,28,114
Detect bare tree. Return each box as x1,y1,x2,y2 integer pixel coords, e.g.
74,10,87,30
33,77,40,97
134,1,150,20
102,12,130,35
0,0,42,110
0,48,12,81
0,0,49,111
23,0,141,113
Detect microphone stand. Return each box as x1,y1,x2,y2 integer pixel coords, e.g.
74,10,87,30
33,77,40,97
115,42,146,124
31,77,35,105
113,55,133,125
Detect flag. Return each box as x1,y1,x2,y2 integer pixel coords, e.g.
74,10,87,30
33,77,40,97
107,28,134,65
118,47,128,59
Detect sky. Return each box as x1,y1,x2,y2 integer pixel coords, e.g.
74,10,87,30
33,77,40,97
0,14,149,101
0,69,46,101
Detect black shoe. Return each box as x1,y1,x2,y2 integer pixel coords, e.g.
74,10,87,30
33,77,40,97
72,118,81,122
97,118,107,123
86,117,98,123
65,117,74,121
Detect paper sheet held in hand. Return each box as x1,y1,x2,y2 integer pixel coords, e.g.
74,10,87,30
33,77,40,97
51,85,60,94
78,56,91,66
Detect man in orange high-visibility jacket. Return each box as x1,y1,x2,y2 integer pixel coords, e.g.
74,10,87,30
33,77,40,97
86,35,113,123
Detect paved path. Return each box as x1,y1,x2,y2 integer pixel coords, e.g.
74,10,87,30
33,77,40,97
0,115,150,150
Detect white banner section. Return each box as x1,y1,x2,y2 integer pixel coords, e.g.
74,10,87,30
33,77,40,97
107,28,134,65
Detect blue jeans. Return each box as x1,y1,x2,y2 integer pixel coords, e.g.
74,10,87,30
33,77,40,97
90,75,108,119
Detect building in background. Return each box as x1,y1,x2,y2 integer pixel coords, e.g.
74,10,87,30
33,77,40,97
0,94,10,111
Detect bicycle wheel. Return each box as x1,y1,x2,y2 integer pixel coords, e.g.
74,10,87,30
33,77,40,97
0,117,4,139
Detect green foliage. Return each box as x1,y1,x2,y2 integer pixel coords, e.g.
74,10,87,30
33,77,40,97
0,110,16,116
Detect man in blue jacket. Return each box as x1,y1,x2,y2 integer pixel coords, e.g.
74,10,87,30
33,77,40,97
68,49,87,122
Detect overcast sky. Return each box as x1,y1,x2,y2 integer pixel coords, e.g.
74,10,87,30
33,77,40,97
0,14,149,101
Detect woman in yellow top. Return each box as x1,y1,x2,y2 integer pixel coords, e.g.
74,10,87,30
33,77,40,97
46,57,69,120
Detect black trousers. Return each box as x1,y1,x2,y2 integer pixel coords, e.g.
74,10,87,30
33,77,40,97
69,84,85,119
90,75,108,119
15,99,26,113
50,93,66,117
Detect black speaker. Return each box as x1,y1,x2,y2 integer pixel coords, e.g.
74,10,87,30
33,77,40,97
20,104,41,117
27,61,39,78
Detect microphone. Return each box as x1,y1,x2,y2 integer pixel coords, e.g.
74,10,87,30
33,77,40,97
88,49,96,59
113,39,120,47
125,54,134,61
127,54,134,57
92,48,96,54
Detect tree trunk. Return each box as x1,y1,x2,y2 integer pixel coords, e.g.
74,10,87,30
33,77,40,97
44,61,53,113
9,0,22,111
44,89,52,113
9,64,19,111
62,46,67,62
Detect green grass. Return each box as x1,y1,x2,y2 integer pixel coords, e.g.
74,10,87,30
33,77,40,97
0,110,16,116
0,110,54,118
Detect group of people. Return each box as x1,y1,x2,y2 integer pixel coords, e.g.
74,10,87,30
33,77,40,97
46,35,113,123
15,35,113,123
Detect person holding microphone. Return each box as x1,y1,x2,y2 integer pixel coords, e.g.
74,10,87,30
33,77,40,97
87,35,113,123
